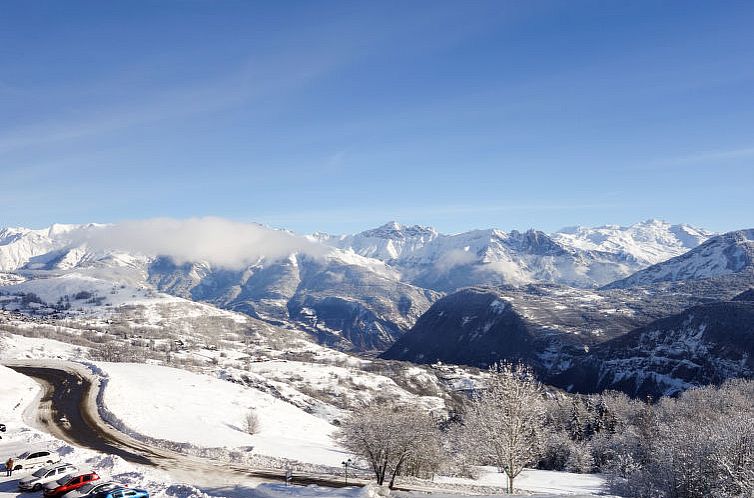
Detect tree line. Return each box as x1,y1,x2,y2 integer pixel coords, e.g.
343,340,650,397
337,364,754,497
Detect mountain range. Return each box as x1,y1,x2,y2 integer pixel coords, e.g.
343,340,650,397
1,219,753,397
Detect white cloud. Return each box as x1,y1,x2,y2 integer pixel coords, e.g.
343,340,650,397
433,248,478,273
68,217,327,269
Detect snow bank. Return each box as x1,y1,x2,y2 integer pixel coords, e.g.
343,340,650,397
0,364,40,426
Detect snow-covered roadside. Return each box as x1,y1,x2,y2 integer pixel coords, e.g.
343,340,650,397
0,364,188,498
433,467,609,496
83,362,350,469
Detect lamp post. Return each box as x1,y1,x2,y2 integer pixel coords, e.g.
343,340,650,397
341,458,352,485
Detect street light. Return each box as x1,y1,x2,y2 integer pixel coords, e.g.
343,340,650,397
341,458,352,485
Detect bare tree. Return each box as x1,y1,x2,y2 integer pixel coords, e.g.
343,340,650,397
463,363,546,494
336,403,442,488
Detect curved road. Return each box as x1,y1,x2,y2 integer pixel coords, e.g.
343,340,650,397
7,364,357,489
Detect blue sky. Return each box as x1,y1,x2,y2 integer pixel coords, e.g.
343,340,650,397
1,1,753,234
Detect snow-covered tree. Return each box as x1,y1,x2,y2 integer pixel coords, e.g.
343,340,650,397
336,403,442,488
463,363,546,494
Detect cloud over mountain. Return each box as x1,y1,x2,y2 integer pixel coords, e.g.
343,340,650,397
69,217,327,269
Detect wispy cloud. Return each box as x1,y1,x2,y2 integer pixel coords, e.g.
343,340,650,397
0,50,344,155
647,146,754,168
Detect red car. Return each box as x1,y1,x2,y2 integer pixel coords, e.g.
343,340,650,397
43,472,100,498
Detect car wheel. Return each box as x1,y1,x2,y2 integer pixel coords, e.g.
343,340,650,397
46,460,53,464
33,483,41,491
14,465,22,471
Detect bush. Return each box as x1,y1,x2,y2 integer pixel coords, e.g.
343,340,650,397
244,409,260,435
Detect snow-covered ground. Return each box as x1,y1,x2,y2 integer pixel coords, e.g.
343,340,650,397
90,361,348,467
0,324,617,497
435,467,607,496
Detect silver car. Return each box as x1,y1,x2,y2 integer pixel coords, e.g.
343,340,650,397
18,463,77,491
62,481,124,498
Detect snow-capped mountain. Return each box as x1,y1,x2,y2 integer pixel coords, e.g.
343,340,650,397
552,219,714,266
315,220,714,290
0,224,87,272
310,221,440,261
606,229,754,288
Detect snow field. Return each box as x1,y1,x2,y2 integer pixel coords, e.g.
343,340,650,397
91,362,349,467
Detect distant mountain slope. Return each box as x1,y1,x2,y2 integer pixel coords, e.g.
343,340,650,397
0,223,438,351
316,220,713,290
0,224,88,272
380,283,717,368
552,219,713,266
147,252,438,350
734,288,754,301
381,281,754,397
552,299,754,397
605,229,754,289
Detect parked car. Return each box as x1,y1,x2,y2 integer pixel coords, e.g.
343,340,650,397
12,450,61,470
92,488,149,498
62,481,124,498
18,463,77,491
44,472,100,498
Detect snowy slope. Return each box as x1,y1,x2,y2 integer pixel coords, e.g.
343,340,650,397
92,362,348,466
0,225,86,272
552,219,713,266
606,229,754,288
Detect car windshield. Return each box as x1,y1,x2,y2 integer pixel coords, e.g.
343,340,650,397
31,468,48,477
55,476,70,485
90,483,118,494
17,452,29,459
78,483,94,493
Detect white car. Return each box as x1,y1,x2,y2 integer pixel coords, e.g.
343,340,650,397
62,481,124,498
12,450,61,471
17,463,76,491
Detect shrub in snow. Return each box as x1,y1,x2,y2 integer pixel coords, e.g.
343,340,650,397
244,408,260,435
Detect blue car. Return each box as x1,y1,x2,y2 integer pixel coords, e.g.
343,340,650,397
92,488,149,498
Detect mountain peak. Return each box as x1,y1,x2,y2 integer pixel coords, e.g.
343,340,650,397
359,221,438,240
605,228,754,289
379,220,403,231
